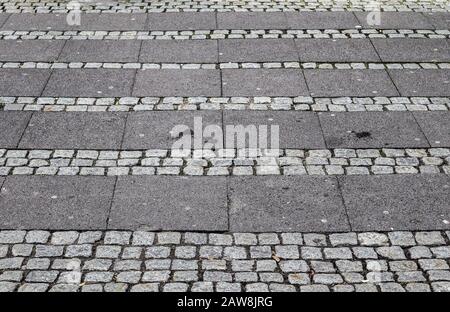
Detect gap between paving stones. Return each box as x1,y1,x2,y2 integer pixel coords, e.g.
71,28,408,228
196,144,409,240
0,230,450,292
0,148,449,176
1,96,449,112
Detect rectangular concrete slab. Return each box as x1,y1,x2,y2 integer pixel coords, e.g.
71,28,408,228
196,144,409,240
222,69,308,97
42,69,135,97
19,112,126,149
133,69,221,97
59,40,141,62
304,69,399,97
1,13,70,30
372,39,450,62
354,12,434,29
217,12,288,29
319,112,429,148
139,40,218,63
218,39,299,62
0,176,115,230
413,112,450,147
0,69,51,96
223,111,325,149
1,13,147,31
424,12,450,29
109,176,228,231
286,12,360,29
75,13,147,30
146,12,216,30
295,39,380,62
0,112,32,148
0,40,65,62
339,175,450,231
229,176,350,232
389,69,450,97
122,111,222,149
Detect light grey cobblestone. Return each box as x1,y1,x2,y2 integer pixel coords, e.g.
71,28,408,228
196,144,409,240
1,30,448,40
2,97,450,112
0,230,448,292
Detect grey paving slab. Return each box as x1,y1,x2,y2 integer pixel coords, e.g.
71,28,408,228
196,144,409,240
122,111,222,149
217,12,288,29
1,13,147,31
286,12,360,29
413,112,450,147
424,12,450,29
19,112,126,149
218,39,299,62
339,175,450,231
146,12,216,30
58,40,141,62
0,176,115,230
295,39,380,62
389,69,450,97
0,40,65,62
354,12,434,29
319,112,429,148
109,176,227,231
76,13,147,31
42,69,135,97
139,40,218,63
372,39,450,62
133,69,220,97
1,13,69,30
0,13,10,28
304,70,399,97
0,112,32,148
222,69,308,97
0,69,51,97
229,176,350,232
223,111,325,149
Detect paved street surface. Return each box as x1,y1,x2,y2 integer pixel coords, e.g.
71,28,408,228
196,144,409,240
0,0,449,292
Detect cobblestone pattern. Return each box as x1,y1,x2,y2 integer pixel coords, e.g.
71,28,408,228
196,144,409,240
0,0,449,13
1,61,449,70
2,96,449,112
1,148,449,176
0,230,449,292
1,29,449,40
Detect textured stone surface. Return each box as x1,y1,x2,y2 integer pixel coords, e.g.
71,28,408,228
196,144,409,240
229,176,350,232
0,176,115,229
109,177,227,231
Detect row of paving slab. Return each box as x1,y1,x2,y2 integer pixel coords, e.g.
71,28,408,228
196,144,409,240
0,38,449,63
0,175,449,232
1,111,449,149
0,12,449,30
1,68,450,97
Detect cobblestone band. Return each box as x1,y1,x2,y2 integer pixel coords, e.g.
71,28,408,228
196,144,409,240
0,230,450,292
1,29,449,40
2,96,449,112
1,0,449,13
1,61,449,70
1,148,449,176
